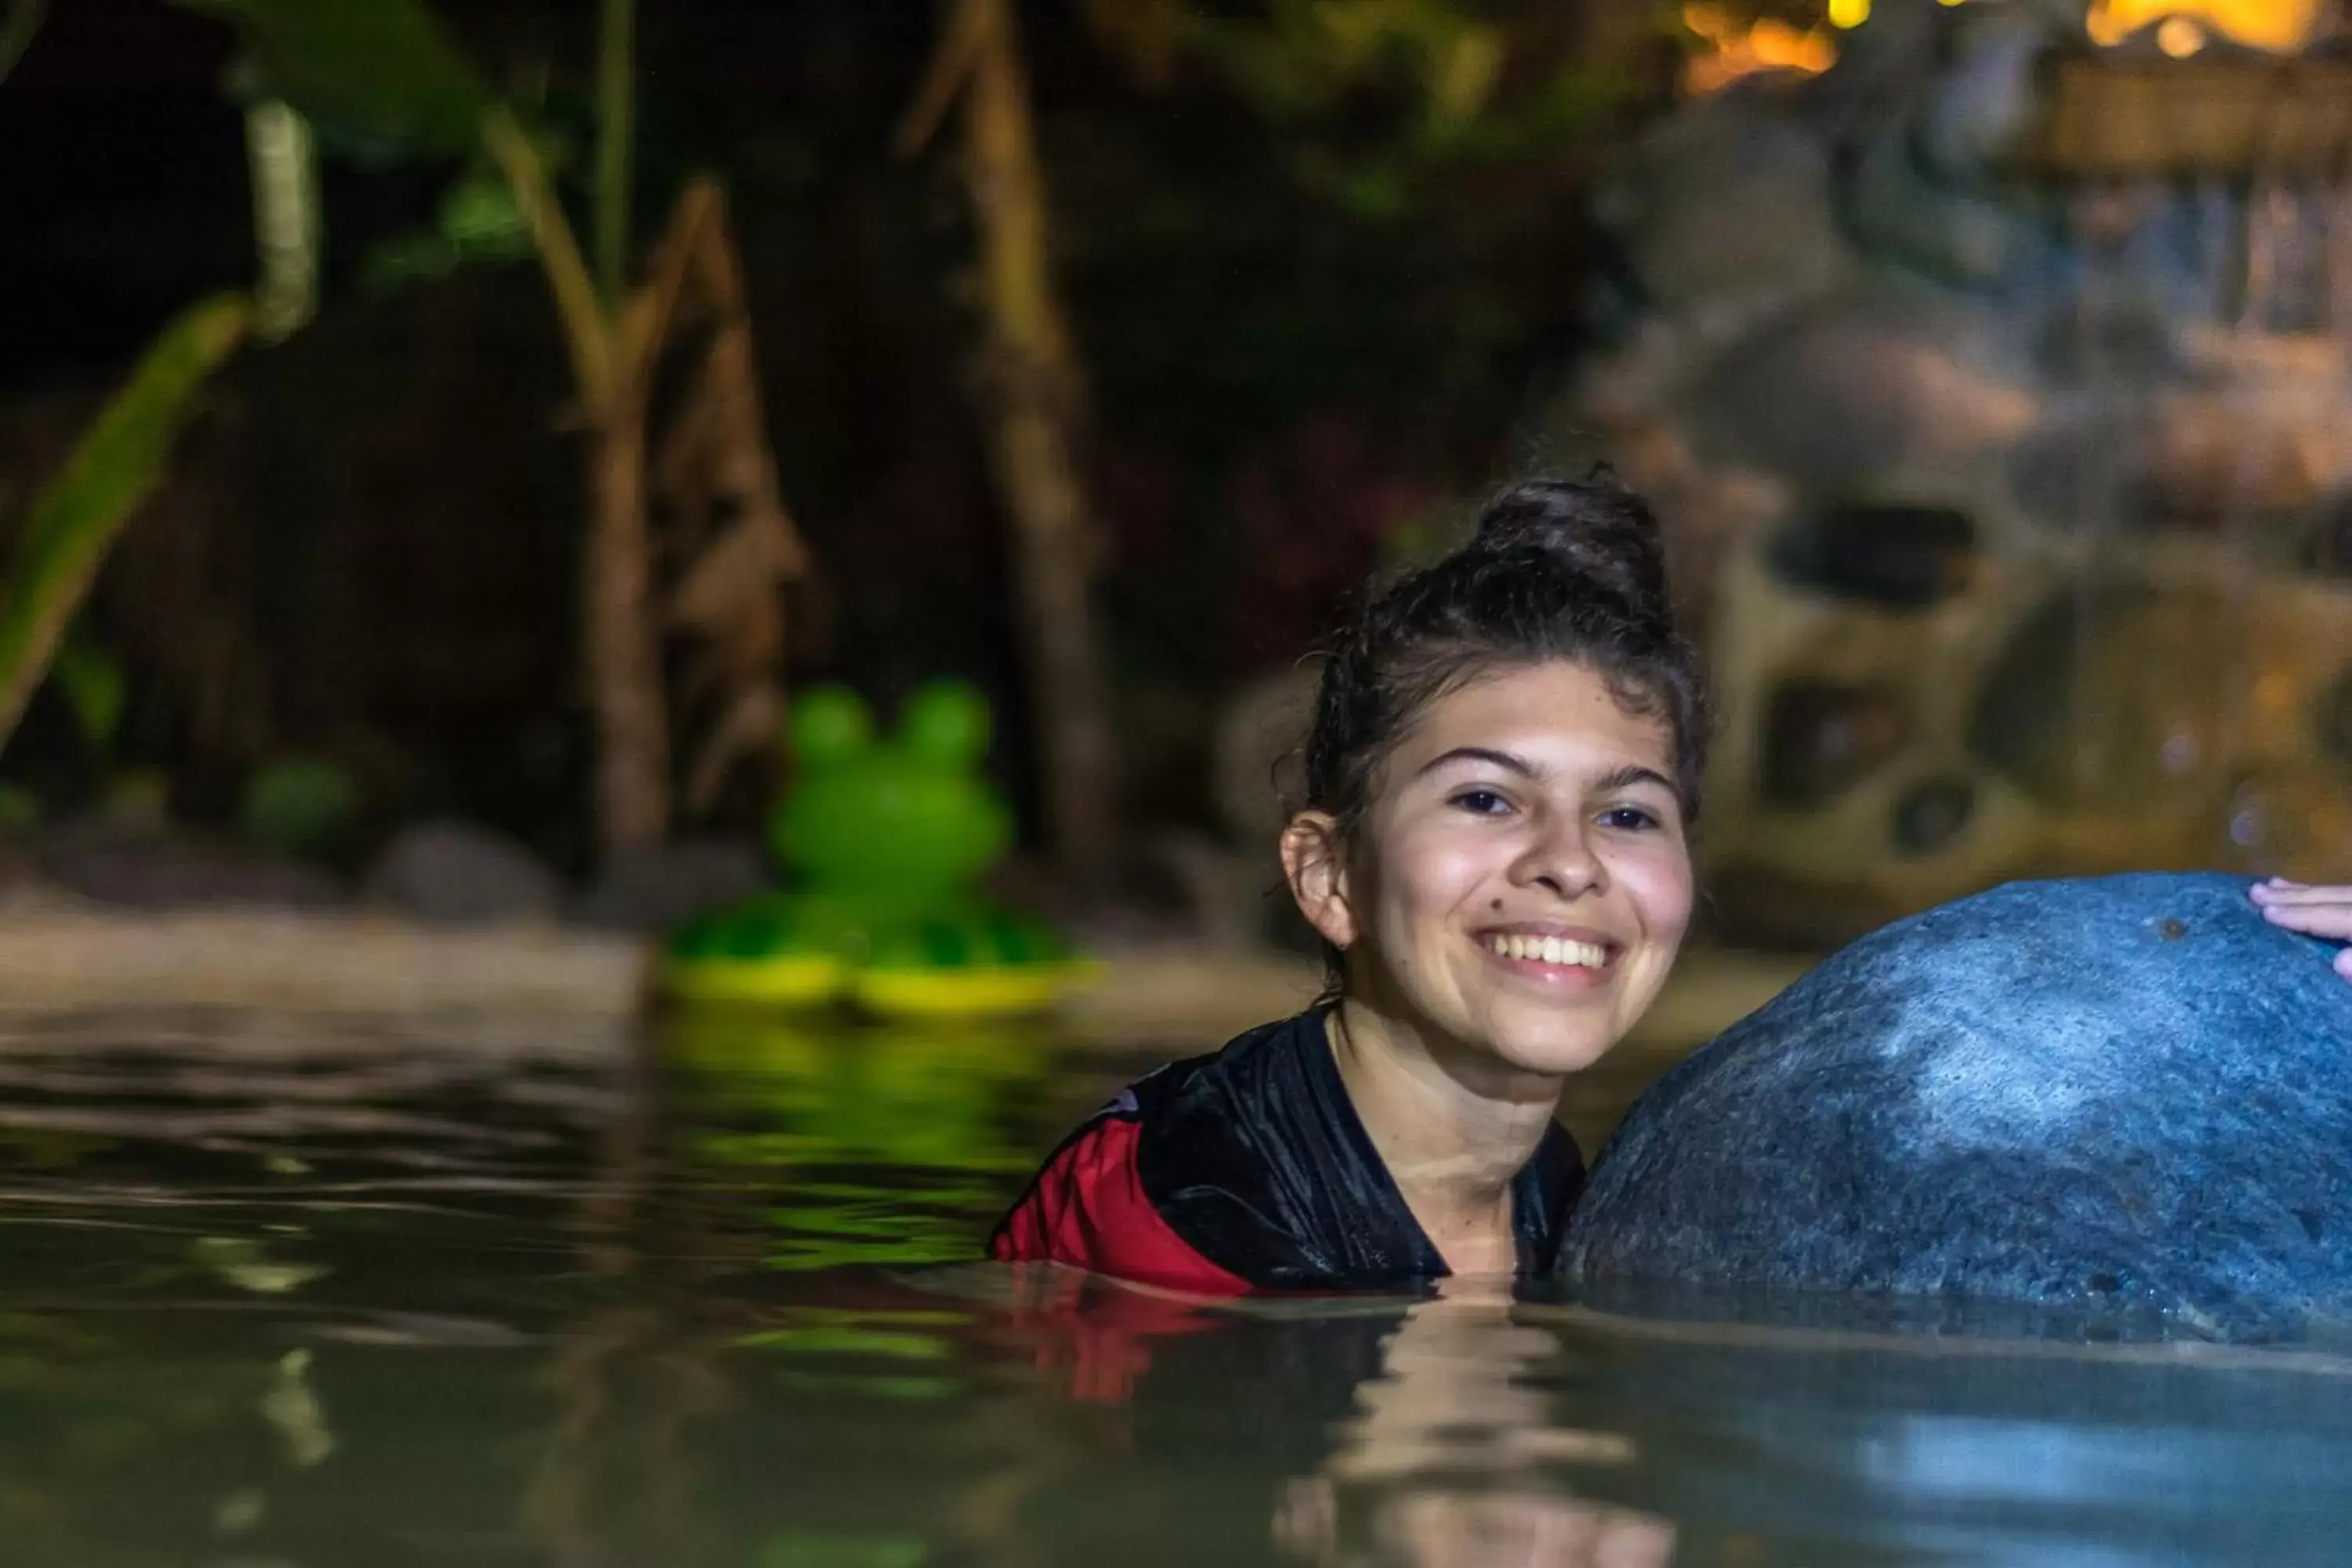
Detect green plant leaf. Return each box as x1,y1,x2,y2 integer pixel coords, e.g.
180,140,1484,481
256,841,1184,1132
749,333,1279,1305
756,1532,928,1568
166,0,491,154
50,633,126,753
239,754,362,857
0,0,47,89
0,782,37,837
0,296,251,756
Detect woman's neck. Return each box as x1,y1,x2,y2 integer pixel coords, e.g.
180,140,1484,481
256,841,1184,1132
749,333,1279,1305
1326,996,1566,1276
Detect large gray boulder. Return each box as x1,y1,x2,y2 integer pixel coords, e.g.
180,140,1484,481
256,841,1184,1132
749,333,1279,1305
1563,874,2352,1335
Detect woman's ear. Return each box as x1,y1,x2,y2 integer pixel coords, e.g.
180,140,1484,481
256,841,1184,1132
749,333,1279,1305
1280,811,1356,952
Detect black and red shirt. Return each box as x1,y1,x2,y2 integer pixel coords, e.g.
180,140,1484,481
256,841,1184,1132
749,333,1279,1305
989,1008,1585,1292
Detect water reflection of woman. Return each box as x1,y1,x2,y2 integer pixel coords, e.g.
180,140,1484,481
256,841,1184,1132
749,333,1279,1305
991,474,2352,1293
1275,1287,1676,1568
991,1272,1673,1568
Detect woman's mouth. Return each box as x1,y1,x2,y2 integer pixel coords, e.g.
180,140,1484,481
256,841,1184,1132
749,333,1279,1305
1476,928,1618,977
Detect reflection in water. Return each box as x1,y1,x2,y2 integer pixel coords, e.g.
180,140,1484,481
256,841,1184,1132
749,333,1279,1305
511,1009,1090,1568
974,1269,1676,1567
668,1010,1063,1272
1274,1287,1675,1568
19,1007,2352,1564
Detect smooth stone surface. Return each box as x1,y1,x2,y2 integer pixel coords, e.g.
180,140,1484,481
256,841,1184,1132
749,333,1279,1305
1563,874,2352,1335
571,838,767,931
363,820,561,925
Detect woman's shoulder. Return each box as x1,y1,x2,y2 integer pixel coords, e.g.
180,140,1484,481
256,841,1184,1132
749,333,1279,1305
986,1011,1339,1290
1127,1009,1327,1119
1022,1008,1327,1192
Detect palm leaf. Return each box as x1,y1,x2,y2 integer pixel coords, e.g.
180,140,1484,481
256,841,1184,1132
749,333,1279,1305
0,296,252,753
166,0,490,154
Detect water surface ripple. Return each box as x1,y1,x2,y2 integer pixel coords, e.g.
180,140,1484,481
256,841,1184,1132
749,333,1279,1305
2,1007,2349,1567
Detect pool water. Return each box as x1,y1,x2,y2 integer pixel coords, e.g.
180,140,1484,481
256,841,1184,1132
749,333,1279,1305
10,1004,2352,1567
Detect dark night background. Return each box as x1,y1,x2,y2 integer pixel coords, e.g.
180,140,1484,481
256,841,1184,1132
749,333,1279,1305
0,0,1661,877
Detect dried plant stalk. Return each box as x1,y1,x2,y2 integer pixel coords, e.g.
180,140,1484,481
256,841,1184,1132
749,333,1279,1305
903,0,1120,883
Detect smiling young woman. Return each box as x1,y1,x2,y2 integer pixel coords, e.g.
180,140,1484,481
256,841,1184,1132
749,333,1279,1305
989,475,1708,1290
1284,660,1694,1278
987,474,2352,1294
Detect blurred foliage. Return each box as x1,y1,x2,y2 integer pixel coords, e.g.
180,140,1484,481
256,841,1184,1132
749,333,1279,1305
1044,0,1671,688
360,169,535,294
161,0,539,295
755,1530,931,1568
0,296,250,757
177,0,798,855
0,0,1666,833
167,0,489,154
49,632,126,755
0,0,44,87
238,753,362,858
0,781,37,836
101,768,171,826
1084,0,1628,220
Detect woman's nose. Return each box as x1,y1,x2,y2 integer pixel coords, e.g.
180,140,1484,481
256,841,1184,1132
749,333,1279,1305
1510,818,1604,898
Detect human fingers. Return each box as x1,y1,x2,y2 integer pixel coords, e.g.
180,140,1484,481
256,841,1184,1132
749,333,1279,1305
2249,877,2343,905
2256,898,2352,942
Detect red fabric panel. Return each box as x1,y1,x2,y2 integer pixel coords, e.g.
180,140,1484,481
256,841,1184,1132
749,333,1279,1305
995,1264,1229,1406
990,1116,1251,1294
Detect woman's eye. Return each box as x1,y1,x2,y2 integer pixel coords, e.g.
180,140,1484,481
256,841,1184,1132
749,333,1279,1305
1598,804,1662,831
1450,789,1511,816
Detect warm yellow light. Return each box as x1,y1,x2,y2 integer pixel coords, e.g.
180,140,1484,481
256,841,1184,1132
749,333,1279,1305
2084,0,2321,51
1681,2,1838,93
1828,0,1871,27
1684,2,1733,40
1752,20,1839,67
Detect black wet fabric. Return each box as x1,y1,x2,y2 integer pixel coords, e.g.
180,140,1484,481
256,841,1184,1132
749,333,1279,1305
1129,1009,1584,1290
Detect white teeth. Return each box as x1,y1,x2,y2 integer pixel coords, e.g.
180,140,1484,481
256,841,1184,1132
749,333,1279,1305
1486,934,1606,968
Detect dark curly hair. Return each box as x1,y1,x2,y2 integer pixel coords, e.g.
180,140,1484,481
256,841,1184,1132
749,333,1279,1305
1297,473,1711,989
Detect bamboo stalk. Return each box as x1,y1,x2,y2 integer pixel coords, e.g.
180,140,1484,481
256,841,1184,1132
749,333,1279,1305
913,0,1120,884
895,0,989,158
583,406,671,851
485,102,673,852
485,106,617,411
595,0,637,306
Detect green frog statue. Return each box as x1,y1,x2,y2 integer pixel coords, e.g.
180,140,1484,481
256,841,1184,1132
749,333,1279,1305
662,681,1095,1016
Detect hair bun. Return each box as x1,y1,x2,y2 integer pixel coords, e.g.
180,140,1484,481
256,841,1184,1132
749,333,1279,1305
1472,473,1671,625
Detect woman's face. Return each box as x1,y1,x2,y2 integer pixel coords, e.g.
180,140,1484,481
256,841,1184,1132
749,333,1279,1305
1297,661,1696,1080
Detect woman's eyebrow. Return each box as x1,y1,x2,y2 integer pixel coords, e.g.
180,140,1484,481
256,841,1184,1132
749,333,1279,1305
1592,764,1676,793
1413,746,1535,779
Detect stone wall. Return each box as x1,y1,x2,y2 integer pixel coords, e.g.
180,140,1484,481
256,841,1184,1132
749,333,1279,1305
1559,0,2352,942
